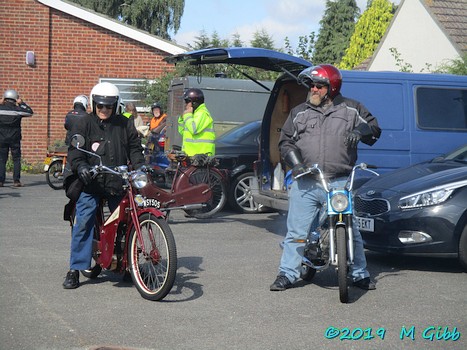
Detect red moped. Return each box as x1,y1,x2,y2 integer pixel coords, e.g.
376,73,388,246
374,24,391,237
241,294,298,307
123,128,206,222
67,134,177,301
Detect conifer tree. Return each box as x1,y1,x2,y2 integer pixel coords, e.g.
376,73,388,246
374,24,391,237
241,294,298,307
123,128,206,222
312,0,359,65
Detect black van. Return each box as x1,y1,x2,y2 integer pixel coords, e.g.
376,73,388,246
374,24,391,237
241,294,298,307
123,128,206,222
166,48,467,212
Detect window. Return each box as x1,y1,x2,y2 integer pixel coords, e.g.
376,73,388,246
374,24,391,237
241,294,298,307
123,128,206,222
100,78,150,112
416,87,467,131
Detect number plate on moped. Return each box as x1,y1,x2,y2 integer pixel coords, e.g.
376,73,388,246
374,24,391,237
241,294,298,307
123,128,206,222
356,216,374,232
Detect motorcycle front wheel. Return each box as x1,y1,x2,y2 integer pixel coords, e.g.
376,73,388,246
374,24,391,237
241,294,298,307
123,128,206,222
46,160,64,190
128,212,177,301
336,226,349,303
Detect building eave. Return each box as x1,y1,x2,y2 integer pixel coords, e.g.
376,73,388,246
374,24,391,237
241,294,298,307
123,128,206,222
37,0,187,55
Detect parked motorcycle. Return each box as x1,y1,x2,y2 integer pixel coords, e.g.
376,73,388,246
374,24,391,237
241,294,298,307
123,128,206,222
297,163,379,303
66,134,177,301
141,150,228,219
44,151,67,190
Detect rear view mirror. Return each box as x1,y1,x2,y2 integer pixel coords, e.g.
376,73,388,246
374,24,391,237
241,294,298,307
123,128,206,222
70,134,85,148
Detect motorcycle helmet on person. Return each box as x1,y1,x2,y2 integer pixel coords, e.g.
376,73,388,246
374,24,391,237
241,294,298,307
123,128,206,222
73,95,88,110
183,88,204,110
297,64,342,99
3,89,19,102
89,82,120,115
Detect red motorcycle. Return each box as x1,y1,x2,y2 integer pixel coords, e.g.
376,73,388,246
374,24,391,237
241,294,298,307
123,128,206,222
66,135,177,301
141,151,228,219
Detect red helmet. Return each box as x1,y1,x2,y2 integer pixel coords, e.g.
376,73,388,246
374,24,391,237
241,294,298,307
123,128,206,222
298,64,342,98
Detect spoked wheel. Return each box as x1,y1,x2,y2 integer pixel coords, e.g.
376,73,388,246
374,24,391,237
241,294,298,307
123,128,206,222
184,168,227,219
46,160,64,190
336,226,349,303
128,213,177,301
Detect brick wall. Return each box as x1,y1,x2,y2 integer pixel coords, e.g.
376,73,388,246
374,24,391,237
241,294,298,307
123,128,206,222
0,0,175,163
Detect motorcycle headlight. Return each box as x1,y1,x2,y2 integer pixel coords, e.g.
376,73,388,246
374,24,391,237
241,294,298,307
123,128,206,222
131,171,148,189
330,192,349,212
398,180,467,209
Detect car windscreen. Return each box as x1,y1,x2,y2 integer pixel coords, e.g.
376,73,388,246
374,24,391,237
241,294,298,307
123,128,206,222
217,121,260,145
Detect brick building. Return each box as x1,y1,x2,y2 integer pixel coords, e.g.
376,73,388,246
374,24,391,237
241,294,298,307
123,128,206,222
0,0,185,163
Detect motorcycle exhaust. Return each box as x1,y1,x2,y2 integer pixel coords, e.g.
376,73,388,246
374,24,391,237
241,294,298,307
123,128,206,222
159,203,207,211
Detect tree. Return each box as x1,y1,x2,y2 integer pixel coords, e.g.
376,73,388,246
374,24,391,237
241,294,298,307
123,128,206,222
312,0,360,65
284,33,316,62
69,0,184,40
250,29,275,50
339,0,395,69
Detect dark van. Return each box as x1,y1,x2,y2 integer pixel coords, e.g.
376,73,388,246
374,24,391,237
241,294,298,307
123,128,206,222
166,48,467,211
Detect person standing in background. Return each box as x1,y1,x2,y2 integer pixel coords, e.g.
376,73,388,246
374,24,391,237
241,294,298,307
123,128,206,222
64,95,88,146
0,89,34,187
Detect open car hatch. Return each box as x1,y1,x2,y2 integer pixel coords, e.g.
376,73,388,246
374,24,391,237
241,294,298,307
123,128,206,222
164,47,311,76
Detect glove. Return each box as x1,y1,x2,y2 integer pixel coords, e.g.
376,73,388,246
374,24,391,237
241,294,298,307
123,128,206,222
345,129,362,148
77,165,92,186
292,163,307,178
284,149,307,179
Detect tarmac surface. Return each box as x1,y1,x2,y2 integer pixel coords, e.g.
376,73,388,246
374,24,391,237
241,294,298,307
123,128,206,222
0,174,466,350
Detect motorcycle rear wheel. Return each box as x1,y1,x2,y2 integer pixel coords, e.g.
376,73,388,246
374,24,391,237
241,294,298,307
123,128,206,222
184,168,227,219
128,212,177,301
46,160,64,190
336,226,349,303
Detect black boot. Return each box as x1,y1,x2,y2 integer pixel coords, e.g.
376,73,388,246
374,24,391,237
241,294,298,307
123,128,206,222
63,270,79,289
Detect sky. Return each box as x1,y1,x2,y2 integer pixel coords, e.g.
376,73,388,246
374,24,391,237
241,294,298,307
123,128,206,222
173,0,401,50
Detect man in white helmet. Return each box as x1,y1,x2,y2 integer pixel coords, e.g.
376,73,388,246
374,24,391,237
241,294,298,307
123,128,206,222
63,82,144,289
0,89,34,187
64,95,88,145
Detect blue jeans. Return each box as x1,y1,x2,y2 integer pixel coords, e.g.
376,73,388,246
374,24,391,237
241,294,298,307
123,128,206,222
278,176,370,283
69,192,121,270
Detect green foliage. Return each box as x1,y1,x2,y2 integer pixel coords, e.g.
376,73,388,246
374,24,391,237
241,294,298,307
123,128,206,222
313,0,360,65
6,157,42,174
389,47,413,72
69,0,184,40
433,54,467,75
284,33,315,62
250,29,275,50
339,0,395,69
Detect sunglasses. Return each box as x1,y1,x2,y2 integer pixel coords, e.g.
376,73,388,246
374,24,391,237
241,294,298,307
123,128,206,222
184,98,192,104
309,83,327,90
96,104,113,110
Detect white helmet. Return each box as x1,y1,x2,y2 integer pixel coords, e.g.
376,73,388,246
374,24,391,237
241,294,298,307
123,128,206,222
73,95,88,110
90,82,120,113
3,89,19,101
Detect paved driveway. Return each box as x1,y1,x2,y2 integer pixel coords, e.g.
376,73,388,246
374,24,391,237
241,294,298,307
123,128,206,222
0,174,465,350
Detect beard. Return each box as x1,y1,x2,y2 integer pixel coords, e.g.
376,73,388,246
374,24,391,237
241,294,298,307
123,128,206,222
309,93,324,106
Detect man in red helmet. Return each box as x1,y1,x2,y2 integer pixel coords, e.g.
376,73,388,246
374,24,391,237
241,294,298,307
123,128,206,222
270,64,381,292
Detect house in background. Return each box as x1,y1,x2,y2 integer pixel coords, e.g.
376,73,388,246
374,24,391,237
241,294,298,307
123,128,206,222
368,0,466,72
0,0,186,163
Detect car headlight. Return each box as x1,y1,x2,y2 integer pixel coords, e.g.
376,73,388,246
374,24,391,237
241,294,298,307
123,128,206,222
131,171,148,189
398,180,467,209
330,192,349,212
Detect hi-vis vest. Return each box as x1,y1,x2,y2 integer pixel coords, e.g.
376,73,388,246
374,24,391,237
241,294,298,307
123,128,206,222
178,103,216,156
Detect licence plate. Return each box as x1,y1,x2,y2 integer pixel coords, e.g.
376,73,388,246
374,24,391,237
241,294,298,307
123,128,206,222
356,216,374,232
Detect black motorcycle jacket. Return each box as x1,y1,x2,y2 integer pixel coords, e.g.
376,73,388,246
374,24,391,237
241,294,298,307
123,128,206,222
0,100,34,143
279,94,381,177
64,105,88,145
69,112,144,196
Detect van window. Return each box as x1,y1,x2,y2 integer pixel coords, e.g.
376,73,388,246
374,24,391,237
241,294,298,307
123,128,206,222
416,87,467,131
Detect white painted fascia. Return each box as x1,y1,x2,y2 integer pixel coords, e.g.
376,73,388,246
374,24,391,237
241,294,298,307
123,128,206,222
37,0,187,55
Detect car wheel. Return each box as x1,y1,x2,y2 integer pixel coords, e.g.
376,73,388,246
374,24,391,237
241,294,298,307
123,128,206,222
458,225,467,271
228,172,265,213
